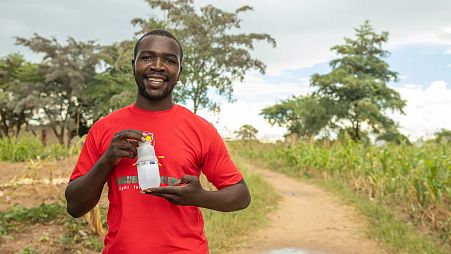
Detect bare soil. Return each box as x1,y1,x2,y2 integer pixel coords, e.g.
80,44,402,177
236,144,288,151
0,156,391,254
0,157,105,253
233,160,390,254
0,157,75,211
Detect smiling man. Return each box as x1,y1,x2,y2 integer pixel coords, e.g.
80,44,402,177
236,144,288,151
65,29,251,254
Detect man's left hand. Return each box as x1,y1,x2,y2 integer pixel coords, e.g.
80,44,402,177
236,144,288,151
141,175,205,206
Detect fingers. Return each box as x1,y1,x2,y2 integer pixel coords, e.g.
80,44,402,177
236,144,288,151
115,141,138,152
126,139,140,147
150,193,183,205
114,130,146,142
111,139,137,158
162,175,197,187
143,186,181,195
115,149,136,159
143,188,187,206
104,130,145,165
141,176,203,207
179,175,198,184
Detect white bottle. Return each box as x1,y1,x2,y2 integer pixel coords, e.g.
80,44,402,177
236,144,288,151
136,140,160,189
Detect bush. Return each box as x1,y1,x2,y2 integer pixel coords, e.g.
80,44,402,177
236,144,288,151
0,136,71,162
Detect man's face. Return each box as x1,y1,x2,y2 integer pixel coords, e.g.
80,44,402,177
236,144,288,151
133,35,182,101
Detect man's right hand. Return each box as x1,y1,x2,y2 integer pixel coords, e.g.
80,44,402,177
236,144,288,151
101,129,146,167
66,129,146,218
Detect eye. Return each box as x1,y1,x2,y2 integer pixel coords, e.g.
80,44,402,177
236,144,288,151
165,58,177,64
141,55,154,60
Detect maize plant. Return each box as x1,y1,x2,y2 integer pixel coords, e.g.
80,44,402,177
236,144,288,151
229,139,451,243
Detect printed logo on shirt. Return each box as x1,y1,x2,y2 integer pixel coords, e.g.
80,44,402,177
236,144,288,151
116,175,180,191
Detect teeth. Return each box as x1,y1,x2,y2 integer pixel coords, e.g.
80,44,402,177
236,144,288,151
147,77,165,83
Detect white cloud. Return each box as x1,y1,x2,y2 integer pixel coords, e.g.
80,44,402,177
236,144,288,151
2,0,450,142
390,81,451,140
198,77,451,142
198,0,451,73
197,74,313,141
399,75,409,80
3,0,451,72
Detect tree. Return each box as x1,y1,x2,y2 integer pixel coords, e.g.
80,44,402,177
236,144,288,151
131,0,276,113
16,34,100,146
376,124,410,144
311,20,405,141
262,21,405,142
261,94,333,139
432,128,451,143
0,54,42,138
87,40,136,120
234,124,258,141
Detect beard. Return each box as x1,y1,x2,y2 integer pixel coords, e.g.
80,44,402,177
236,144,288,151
137,82,174,101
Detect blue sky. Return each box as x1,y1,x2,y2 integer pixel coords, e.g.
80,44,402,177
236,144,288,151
1,0,450,141
215,42,451,141
389,44,451,88
257,43,451,89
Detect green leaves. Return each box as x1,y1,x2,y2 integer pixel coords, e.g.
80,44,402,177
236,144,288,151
261,94,333,139
0,54,42,138
0,203,66,236
262,21,406,143
133,0,276,113
87,40,136,120
14,35,101,145
234,124,259,141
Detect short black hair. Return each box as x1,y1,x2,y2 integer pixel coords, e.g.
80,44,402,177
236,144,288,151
133,29,183,62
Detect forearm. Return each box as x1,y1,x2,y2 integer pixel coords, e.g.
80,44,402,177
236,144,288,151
197,180,251,212
65,157,113,218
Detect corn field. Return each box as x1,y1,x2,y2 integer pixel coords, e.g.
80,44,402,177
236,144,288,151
230,140,451,243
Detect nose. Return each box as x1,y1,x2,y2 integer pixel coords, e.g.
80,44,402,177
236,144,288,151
150,57,164,72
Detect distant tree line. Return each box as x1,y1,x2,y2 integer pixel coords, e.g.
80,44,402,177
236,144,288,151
0,0,275,146
1,1,447,146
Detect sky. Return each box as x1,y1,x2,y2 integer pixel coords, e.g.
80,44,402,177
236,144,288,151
1,0,450,141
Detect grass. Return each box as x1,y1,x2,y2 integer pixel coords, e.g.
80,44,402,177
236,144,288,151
0,202,104,252
321,179,449,254
230,140,450,254
0,137,280,252
15,246,39,254
0,203,66,235
0,153,279,253
59,217,104,252
0,136,72,162
202,154,281,253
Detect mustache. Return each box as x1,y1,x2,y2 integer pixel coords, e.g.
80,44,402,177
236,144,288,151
145,71,169,79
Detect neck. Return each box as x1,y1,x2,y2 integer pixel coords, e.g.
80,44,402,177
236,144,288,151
135,94,174,111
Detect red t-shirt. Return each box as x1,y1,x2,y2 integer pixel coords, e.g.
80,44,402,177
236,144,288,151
70,104,243,254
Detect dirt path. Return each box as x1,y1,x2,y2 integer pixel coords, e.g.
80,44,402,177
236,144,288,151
233,161,389,254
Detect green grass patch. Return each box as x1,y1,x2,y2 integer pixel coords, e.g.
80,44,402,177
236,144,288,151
59,217,104,252
0,136,71,162
320,179,449,254
0,202,104,252
0,203,66,235
15,246,39,254
203,155,281,253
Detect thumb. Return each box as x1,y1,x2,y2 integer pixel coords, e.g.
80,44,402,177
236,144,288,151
179,175,198,184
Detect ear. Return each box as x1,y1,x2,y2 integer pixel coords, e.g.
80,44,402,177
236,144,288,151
131,59,135,74
177,66,183,81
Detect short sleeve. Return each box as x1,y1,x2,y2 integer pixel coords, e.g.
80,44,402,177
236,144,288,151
201,130,243,190
69,129,101,182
